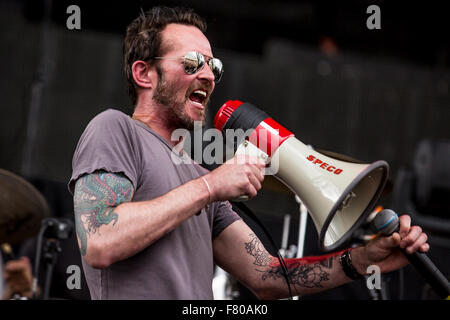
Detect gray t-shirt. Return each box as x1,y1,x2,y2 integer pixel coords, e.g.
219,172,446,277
69,109,241,300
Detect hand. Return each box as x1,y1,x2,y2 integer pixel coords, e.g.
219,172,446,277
3,256,33,299
203,154,266,202
355,215,429,274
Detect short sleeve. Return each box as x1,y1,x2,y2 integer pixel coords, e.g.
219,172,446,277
212,201,242,239
68,109,141,194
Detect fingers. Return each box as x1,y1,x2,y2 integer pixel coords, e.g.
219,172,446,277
374,214,430,257
404,231,428,254
211,154,266,201
376,231,401,250
398,214,411,238
249,162,265,182
419,243,430,253
241,164,263,199
245,183,258,199
398,215,430,254
235,155,265,196
400,225,421,248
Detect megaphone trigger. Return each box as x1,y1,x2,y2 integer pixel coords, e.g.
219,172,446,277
235,139,269,164
231,140,270,202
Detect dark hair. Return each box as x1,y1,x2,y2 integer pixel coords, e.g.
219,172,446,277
123,6,207,105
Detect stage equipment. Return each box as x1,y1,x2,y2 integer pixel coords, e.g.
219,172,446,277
32,217,74,300
214,100,389,252
0,169,50,244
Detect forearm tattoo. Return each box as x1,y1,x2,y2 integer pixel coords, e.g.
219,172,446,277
245,233,336,289
74,171,134,256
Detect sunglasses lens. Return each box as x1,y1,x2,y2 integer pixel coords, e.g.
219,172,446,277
209,58,224,83
183,51,224,82
184,51,204,74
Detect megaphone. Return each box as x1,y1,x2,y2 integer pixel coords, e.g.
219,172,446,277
214,100,389,252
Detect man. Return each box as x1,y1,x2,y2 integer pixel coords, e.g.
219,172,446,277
69,6,429,300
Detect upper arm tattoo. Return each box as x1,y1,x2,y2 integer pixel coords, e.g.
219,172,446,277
244,233,335,290
74,171,134,256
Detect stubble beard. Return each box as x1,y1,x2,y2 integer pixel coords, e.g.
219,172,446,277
153,67,209,131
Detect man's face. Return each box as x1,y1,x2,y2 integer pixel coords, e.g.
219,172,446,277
152,24,216,130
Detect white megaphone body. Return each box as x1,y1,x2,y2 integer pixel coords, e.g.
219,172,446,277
214,100,389,252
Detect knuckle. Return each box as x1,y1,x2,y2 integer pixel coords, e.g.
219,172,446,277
243,181,252,191
421,233,428,242
259,172,265,181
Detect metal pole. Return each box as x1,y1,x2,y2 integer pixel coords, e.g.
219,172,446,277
295,195,308,258
293,195,308,300
280,214,291,257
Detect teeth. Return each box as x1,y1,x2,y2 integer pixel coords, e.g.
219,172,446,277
193,90,207,97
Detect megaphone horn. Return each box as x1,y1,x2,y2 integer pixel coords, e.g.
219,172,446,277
214,100,389,252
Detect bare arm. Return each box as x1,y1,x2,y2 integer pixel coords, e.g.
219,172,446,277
74,155,266,269
73,171,210,268
213,220,351,299
213,217,429,300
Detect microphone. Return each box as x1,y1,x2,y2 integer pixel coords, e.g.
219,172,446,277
373,209,450,299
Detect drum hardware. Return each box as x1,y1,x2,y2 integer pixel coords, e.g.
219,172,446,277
32,217,73,300
0,169,50,299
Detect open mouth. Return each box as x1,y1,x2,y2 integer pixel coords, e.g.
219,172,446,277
188,89,208,108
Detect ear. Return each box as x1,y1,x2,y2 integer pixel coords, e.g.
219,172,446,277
131,60,155,89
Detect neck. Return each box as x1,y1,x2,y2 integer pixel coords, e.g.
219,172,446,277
132,101,185,148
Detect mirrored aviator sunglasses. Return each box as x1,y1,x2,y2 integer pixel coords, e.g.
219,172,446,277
181,51,224,83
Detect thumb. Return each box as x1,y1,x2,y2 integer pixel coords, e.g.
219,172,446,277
378,232,401,249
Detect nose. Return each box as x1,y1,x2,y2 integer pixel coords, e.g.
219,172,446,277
197,62,215,85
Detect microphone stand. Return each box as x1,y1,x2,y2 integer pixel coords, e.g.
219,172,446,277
292,195,309,300
279,214,291,258
41,239,62,300
295,195,308,259
32,217,73,300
